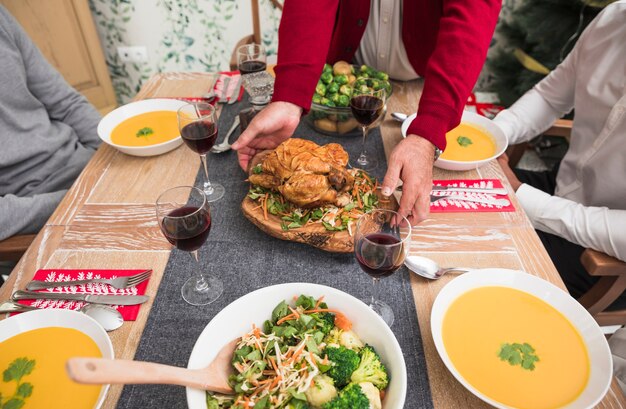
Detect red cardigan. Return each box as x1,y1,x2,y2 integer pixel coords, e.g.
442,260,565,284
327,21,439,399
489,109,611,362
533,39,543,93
272,0,501,150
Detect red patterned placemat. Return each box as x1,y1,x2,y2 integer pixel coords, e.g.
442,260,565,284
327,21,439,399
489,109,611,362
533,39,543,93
430,179,515,213
12,269,151,321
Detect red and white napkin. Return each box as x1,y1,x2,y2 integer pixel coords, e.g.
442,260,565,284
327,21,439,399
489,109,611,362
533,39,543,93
430,179,515,213
13,269,151,321
212,70,244,103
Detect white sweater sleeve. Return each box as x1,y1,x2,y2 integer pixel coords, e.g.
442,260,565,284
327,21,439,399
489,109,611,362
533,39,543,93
493,28,578,145
516,184,626,262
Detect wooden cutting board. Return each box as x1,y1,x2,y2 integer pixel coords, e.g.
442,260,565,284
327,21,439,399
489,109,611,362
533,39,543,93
241,189,397,254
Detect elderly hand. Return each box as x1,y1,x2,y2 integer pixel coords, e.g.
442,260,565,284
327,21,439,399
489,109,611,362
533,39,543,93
496,153,522,191
231,101,303,171
380,135,435,225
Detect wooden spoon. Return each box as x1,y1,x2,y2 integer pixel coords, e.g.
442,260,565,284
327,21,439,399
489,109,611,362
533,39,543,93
66,339,238,394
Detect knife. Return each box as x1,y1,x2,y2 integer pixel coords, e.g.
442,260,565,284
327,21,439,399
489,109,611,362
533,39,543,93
228,75,243,104
12,290,149,306
431,194,510,207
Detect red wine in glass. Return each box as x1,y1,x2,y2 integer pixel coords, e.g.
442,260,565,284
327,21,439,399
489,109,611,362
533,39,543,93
355,233,405,278
160,206,211,252
180,121,217,155
350,95,384,126
239,60,267,75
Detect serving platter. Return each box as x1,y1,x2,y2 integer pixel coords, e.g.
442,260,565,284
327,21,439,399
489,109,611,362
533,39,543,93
431,269,612,409
186,282,407,409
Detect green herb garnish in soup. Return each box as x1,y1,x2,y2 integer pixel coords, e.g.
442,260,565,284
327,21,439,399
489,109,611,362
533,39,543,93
498,342,540,371
456,135,473,147
136,127,154,138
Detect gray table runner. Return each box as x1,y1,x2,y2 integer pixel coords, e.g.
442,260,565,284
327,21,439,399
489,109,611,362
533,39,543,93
117,99,434,408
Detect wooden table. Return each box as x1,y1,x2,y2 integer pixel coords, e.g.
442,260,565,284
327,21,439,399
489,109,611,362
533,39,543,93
1,72,624,408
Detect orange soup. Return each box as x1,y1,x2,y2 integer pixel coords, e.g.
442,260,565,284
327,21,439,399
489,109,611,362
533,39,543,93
441,123,496,161
442,287,589,409
0,327,103,409
111,110,179,146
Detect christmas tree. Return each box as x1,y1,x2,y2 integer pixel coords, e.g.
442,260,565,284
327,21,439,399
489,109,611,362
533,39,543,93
486,0,614,107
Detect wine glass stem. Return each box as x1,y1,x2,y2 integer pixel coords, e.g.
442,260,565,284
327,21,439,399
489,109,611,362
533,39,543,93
358,126,369,166
190,250,209,292
199,154,214,195
371,277,380,305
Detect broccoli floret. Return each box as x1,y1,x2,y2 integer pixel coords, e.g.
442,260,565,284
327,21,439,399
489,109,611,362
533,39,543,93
325,346,360,388
314,312,335,335
350,345,389,390
322,383,370,409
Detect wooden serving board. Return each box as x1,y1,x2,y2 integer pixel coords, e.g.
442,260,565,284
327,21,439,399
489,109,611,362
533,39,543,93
241,193,397,253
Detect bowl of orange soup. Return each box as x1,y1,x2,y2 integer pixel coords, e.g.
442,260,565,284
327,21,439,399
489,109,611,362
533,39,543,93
98,98,188,156
401,111,507,171
431,269,612,409
0,309,114,409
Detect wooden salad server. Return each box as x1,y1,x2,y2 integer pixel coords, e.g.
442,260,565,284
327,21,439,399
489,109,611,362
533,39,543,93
66,339,238,394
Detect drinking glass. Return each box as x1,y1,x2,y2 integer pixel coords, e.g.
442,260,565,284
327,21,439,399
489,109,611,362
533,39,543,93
177,102,225,202
354,209,411,326
156,186,223,305
237,43,274,106
350,79,390,171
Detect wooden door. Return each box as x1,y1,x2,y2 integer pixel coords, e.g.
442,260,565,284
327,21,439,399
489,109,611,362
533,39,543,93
1,0,117,114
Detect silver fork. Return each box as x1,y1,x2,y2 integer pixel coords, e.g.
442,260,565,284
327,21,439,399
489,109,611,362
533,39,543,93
211,116,240,154
25,269,152,291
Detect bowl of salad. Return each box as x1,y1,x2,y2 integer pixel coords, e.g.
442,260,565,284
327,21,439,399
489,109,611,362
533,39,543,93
186,283,406,408
304,61,391,136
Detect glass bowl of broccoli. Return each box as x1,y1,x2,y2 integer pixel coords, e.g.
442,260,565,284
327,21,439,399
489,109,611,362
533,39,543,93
305,61,392,137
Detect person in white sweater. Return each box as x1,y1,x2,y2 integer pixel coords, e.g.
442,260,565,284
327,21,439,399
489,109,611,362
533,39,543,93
0,6,101,242
494,0,626,307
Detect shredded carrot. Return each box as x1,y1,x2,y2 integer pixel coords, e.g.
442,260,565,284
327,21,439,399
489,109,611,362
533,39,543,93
361,171,373,184
253,325,261,339
276,313,297,326
263,193,269,220
314,296,325,309
380,389,386,400
288,306,301,319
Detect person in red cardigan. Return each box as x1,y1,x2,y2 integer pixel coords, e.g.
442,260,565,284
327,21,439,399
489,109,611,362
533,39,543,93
232,0,500,225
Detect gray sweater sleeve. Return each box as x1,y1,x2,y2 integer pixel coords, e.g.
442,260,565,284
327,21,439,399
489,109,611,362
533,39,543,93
4,7,102,149
0,190,67,240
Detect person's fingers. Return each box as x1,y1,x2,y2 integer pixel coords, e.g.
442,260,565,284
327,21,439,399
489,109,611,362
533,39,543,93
413,185,431,223
232,120,262,151
397,178,418,220
237,146,256,171
497,152,509,162
381,160,402,196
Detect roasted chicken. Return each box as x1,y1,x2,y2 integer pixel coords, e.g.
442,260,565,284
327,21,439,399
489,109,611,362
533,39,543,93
249,138,355,208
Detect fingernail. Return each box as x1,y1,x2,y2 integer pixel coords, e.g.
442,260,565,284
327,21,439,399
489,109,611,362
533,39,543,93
382,187,391,196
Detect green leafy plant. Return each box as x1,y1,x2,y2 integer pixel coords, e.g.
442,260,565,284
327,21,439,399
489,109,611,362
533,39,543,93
457,136,473,147
0,357,36,408
136,127,154,138
498,342,539,371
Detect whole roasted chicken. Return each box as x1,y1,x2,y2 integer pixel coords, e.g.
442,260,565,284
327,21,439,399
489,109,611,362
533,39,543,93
249,139,355,208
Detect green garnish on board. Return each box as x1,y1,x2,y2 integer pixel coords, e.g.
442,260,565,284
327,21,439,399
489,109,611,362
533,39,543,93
1,357,36,408
136,127,154,138
457,136,473,147
498,342,539,371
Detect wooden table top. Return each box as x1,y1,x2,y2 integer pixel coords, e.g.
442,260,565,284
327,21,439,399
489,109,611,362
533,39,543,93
1,72,623,408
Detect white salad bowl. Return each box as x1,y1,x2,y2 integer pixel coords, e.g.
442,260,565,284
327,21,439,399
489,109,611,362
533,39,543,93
401,110,508,171
186,282,407,409
97,98,188,157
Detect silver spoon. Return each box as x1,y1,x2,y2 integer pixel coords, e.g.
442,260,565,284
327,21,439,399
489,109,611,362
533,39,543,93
391,112,408,122
0,301,123,332
404,255,469,280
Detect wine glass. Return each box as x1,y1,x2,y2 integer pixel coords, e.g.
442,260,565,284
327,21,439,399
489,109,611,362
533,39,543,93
237,43,274,106
156,186,223,305
177,102,225,202
354,209,411,326
350,78,390,171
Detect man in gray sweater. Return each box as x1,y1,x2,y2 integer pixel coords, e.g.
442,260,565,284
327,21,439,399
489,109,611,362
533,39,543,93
0,5,102,241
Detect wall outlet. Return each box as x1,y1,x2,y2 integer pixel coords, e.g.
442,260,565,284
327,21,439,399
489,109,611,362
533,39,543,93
117,46,148,63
